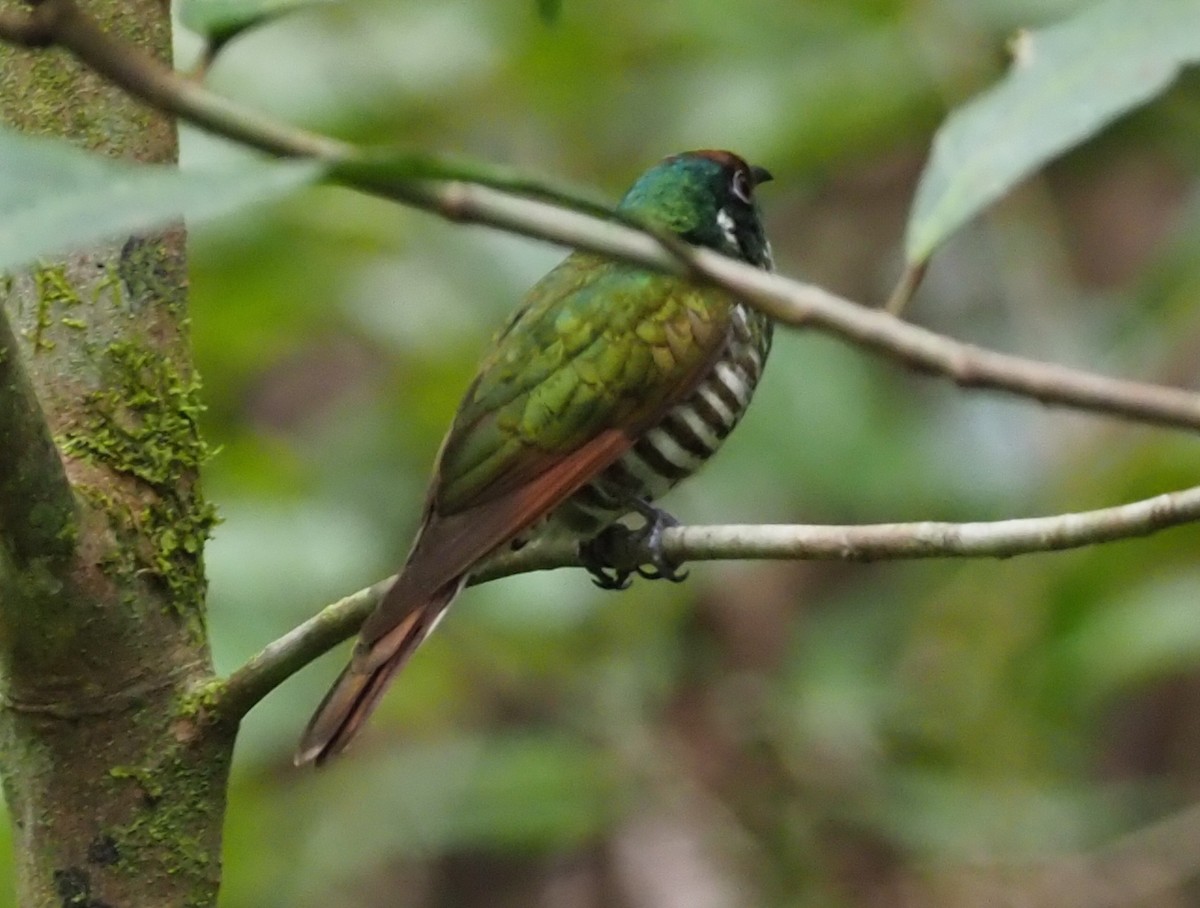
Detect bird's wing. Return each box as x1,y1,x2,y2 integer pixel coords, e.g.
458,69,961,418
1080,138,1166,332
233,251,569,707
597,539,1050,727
356,253,735,656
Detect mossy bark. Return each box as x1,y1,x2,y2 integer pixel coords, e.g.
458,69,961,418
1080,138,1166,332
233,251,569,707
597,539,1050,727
0,2,234,905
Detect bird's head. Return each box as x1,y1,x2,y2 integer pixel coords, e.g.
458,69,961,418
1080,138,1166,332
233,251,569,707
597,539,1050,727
617,149,774,270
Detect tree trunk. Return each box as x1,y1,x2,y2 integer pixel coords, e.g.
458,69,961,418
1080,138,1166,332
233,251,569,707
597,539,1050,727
0,2,231,905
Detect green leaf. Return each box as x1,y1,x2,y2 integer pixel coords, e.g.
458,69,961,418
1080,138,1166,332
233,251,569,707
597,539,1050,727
906,0,1200,263
0,129,321,273
180,0,337,42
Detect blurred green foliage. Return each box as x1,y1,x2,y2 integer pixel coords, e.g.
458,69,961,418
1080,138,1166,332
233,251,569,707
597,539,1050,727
10,0,1200,904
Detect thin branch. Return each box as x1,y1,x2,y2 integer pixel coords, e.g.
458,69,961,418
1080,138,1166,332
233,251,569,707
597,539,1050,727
215,484,1200,720
2,0,1199,434
183,39,220,82
0,7,53,46
215,577,393,723
411,189,1200,433
0,306,76,567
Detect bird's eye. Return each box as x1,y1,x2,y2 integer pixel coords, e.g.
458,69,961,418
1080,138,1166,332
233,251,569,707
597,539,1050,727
730,168,753,204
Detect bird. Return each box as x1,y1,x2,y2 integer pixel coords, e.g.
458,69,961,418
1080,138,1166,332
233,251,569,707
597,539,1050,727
296,149,775,766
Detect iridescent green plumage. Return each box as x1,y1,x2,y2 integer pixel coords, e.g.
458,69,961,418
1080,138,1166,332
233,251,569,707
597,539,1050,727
436,256,730,512
298,150,775,765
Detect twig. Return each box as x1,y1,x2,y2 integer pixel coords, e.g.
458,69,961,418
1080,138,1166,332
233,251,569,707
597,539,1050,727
418,188,1200,433
1,0,1198,433
0,307,76,567
215,577,393,723
885,260,928,316
214,484,1200,720
184,39,220,82
0,7,53,45
181,0,339,81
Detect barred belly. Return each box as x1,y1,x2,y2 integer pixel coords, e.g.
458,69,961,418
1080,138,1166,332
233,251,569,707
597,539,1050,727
548,303,772,537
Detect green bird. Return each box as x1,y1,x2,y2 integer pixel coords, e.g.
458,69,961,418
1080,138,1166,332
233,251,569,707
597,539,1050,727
297,150,775,765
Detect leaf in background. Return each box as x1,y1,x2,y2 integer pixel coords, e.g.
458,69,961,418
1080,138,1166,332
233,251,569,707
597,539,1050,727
0,129,321,273
536,0,563,25
1064,572,1200,702
906,0,1200,264
180,0,338,42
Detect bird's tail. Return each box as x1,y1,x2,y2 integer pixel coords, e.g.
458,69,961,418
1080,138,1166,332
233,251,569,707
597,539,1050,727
294,578,464,767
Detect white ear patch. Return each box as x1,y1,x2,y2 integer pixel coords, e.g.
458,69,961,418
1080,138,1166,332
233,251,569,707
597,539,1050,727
716,207,738,250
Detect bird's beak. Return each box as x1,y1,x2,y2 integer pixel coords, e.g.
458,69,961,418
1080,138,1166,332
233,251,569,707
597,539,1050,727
750,165,774,186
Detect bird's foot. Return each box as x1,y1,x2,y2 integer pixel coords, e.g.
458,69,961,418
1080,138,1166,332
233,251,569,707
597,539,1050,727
577,500,687,590
578,529,636,590
629,499,688,583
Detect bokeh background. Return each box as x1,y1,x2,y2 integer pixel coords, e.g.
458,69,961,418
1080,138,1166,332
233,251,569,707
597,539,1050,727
9,0,1200,904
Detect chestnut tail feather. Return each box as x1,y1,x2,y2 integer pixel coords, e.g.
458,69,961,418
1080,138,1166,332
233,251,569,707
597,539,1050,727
295,581,461,766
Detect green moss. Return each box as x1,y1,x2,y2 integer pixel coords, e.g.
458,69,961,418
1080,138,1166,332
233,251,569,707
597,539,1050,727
26,264,83,351
119,236,187,314
0,52,76,137
21,264,89,351
35,264,84,307
179,678,226,717
105,736,229,907
59,342,220,616
92,266,126,308
3,46,167,154
60,317,88,330
108,764,164,802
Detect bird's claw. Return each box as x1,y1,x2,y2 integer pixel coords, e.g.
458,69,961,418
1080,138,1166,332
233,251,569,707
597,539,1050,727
578,500,687,590
636,562,689,583
578,531,636,590
590,566,635,591
631,500,688,583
